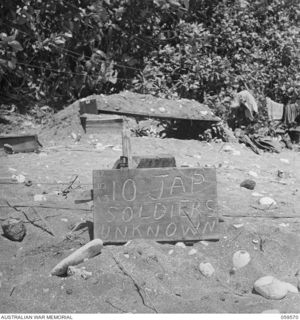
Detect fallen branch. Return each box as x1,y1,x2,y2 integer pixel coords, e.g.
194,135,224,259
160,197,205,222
31,207,56,237
6,201,55,237
111,253,158,313
62,175,79,198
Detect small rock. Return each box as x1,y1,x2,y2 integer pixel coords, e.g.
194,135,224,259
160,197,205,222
67,266,92,280
232,250,250,269
1,218,26,242
252,192,263,197
43,288,50,293
124,253,130,259
66,288,73,295
254,276,298,300
280,158,289,164
188,248,197,256
8,168,17,172
175,242,186,248
61,218,68,222
279,223,289,227
4,144,13,154
240,179,256,190
34,194,47,202
233,223,244,229
159,107,166,113
259,197,276,207
223,145,235,153
199,262,215,277
252,239,259,244
261,310,280,314
168,250,174,255
248,171,258,178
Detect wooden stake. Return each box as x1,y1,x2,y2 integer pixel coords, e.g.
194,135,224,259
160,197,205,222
121,116,133,168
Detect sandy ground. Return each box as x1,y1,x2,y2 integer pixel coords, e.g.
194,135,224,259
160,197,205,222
0,108,300,314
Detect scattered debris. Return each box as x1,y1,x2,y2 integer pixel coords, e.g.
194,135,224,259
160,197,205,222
51,239,103,276
200,241,209,246
24,179,32,187
61,175,79,198
67,266,92,280
12,174,26,183
258,197,276,207
240,179,256,190
1,218,26,242
254,276,298,300
232,250,250,269
0,134,42,153
199,262,215,277
34,194,47,202
71,132,81,142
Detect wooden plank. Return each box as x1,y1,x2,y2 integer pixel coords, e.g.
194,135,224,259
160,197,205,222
0,134,42,153
80,114,123,134
76,155,176,203
81,92,220,122
93,167,219,243
79,99,98,114
113,154,176,169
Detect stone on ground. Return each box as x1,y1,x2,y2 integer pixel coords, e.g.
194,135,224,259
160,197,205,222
1,218,26,242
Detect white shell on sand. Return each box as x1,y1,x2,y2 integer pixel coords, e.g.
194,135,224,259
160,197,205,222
259,197,276,206
199,262,215,277
232,250,250,269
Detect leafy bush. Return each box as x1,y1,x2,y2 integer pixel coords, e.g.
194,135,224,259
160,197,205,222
0,0,299,124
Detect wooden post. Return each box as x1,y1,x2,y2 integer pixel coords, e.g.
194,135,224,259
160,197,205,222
121,116,133,169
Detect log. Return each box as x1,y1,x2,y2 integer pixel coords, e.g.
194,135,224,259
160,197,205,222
51,238,103,276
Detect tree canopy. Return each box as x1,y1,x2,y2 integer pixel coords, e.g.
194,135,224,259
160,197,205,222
0,0,299,120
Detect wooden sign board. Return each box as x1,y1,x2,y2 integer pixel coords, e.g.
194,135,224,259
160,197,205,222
93,167,219,243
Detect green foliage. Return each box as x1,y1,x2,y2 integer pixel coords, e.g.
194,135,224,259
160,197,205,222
0,0,299,121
